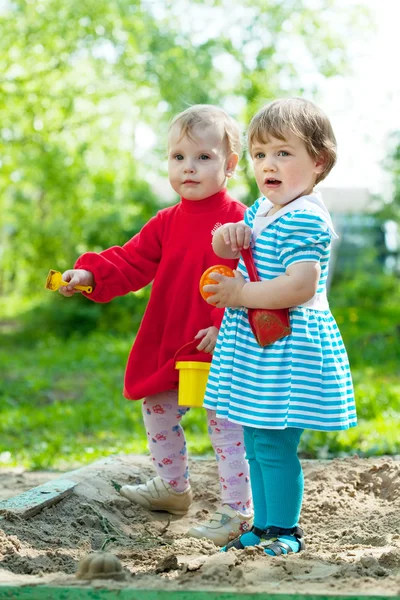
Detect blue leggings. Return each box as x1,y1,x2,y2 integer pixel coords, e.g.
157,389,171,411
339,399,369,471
243,426,304,530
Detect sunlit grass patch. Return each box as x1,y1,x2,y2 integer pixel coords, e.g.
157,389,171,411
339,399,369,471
1,331,399,469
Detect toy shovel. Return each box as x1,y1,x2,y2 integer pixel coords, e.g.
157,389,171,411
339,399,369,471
240,248,290,346
44,270,93,294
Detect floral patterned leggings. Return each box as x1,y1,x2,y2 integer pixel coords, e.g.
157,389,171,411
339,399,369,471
142,391,252,513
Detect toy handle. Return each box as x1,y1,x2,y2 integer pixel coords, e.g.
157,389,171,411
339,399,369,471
173,339,201,361
60,280,93,294
74,284,93,293
240,247,260,282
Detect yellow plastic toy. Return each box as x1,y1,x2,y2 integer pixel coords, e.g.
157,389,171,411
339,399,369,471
44,270,93,294
175,361,211,407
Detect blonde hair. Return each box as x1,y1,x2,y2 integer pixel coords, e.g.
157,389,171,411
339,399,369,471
248,98,337,184
169,104,242,157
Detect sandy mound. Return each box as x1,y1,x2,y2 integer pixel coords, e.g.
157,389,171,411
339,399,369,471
0,455,399,595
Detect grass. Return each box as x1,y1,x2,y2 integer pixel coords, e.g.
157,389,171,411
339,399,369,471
1,327,400,469
0,331,214,469
1,281,400,469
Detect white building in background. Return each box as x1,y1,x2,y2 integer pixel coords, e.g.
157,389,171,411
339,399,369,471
318,187,371,214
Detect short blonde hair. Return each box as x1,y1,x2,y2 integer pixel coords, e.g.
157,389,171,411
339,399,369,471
169,104,242,157
248,98,337,184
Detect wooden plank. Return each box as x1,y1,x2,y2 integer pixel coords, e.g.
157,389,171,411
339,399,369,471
0,479,76,518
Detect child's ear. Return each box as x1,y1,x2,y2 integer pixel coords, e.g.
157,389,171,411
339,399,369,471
225,152,239,177
314,153,327,174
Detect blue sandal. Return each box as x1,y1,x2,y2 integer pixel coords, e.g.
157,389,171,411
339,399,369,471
259,526,305,556
224,526,267,550
223,525,305,555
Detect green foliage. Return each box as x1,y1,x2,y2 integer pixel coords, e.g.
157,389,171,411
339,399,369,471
329,272,400,367
1,287,150,340
0,1,382,468
301,370,400,458
2,237,400,467
0,332,213,469
1,328,399,469
0,0,368,298
298,229,400,458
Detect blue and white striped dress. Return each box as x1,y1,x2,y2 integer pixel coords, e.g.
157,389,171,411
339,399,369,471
203,196,356,432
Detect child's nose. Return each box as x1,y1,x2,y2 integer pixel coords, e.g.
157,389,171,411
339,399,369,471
263,158,276,172
184,162,195,173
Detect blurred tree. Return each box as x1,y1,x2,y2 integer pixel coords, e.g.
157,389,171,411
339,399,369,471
0,0,369,296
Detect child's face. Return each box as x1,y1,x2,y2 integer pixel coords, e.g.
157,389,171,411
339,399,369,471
168,124,238,201
251,131,325,213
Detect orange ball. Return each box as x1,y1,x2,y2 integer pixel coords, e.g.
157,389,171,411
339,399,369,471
199,265,235,305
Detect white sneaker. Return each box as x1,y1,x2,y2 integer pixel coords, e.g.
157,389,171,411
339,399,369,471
186,505,254,546
120,476,192,516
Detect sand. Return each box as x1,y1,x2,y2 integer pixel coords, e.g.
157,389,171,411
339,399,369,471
0,454,399,596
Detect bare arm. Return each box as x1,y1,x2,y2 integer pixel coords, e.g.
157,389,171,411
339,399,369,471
241,262,321,309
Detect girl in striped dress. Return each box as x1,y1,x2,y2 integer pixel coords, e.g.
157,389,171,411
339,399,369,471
202,98,356,556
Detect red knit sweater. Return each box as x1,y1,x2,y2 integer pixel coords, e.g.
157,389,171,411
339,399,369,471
75,188,246,400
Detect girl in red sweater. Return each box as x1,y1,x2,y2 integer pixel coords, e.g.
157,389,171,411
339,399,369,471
59,105,253,545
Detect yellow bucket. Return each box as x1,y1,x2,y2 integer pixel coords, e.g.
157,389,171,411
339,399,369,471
175,361,211,407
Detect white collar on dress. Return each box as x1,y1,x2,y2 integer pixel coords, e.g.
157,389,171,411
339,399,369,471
252,191,338,241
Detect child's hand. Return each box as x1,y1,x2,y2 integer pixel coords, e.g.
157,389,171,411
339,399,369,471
194,326,218,353
203,271,246,308
219,222,252,253
59,269,94,297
